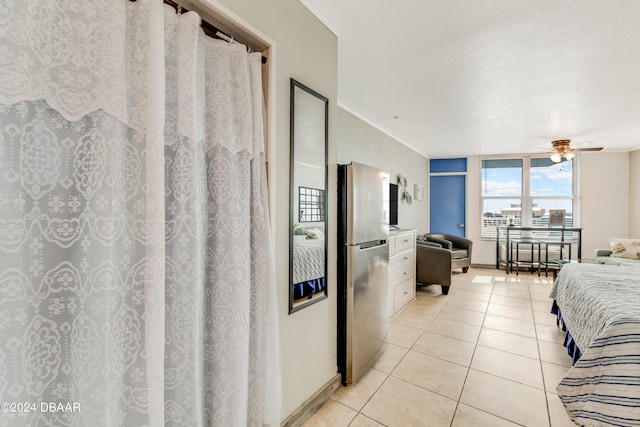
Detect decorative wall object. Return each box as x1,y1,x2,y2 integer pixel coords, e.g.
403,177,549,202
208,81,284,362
414,184,425,201
397,173,412,204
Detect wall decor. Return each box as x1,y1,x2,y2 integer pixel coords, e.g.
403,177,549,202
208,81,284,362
414,184,425,201
397,173,412,204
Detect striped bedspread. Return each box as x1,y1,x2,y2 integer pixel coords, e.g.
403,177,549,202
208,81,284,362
549,263,640,426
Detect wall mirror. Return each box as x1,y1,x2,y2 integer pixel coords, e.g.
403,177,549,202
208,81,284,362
289,78,328,314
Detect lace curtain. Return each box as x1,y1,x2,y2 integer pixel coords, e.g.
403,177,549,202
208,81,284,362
0,1,280,426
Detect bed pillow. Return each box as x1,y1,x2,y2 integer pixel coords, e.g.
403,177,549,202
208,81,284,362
306,228,325,240
609,238,640,259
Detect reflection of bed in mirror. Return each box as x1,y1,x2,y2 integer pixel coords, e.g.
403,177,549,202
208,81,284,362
292,231,326,301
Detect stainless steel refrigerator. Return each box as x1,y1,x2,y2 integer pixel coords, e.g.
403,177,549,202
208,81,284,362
337,162,389,385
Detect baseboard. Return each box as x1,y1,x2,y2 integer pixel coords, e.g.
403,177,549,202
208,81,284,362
469,263,497,269
281,374,342,427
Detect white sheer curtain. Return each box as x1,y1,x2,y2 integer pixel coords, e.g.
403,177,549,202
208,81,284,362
0,1,280,426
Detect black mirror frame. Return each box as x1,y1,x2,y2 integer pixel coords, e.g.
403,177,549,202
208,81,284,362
289,78,329,314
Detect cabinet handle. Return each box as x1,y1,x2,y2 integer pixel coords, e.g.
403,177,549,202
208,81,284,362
403,272,408,276
403,239,408,243
403,256,408,260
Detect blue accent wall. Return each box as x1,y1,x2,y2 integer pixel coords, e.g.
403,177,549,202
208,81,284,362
430,158,467,173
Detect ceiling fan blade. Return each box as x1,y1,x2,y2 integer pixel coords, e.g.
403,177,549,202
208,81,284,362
575,147,603,152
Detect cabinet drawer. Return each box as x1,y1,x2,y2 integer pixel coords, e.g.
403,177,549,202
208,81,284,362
395,233,414,252
390,263,414,287
394,279,414,312
389,249,414,272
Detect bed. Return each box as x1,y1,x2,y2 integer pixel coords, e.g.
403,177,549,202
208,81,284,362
549,262,640,426
292,237,325,300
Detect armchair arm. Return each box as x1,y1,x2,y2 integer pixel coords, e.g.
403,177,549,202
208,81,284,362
425,235,452,250
418,241,442,248
444,235,472,252
437,234,473,265
595,249,613,257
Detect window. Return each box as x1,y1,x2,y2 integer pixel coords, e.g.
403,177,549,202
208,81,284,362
299,186,325,222
481,156,577,238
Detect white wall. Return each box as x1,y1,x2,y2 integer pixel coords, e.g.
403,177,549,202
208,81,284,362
215,0,338,419
580,152,630,258
465,152,631,266
630,149,640,237
336,108,429,233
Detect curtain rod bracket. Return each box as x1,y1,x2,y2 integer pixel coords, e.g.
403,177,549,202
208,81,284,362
146,0,267,64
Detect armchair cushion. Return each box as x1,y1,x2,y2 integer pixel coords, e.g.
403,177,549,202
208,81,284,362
451,249,468,259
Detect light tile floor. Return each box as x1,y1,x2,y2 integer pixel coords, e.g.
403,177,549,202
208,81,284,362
303,267,576,427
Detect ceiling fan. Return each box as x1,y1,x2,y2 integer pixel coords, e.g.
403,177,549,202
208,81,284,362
548,139,603,162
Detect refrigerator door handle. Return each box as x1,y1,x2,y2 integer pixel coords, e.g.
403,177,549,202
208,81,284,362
347,239,387,249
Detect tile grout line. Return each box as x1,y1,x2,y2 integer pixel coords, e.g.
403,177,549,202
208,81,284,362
345,288,449,426
448,273,496,427
317,270,563,426
530,278,554,427
451,272,552,427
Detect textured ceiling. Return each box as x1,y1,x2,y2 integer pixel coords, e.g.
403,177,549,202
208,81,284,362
301,0,640,157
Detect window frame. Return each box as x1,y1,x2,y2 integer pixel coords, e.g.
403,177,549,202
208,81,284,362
480,155,579,240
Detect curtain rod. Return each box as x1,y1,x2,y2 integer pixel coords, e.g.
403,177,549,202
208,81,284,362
129,0,267,64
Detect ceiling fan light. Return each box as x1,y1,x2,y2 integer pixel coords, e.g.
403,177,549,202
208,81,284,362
550,152,562,163
564,151,575,160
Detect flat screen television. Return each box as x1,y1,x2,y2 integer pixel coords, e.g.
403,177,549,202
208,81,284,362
389,183,399,226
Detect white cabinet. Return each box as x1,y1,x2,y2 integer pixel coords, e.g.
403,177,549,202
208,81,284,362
388,229,416,318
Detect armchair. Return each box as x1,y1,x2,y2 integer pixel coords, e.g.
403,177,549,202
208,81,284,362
424,233,473,273
416,240,452,295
